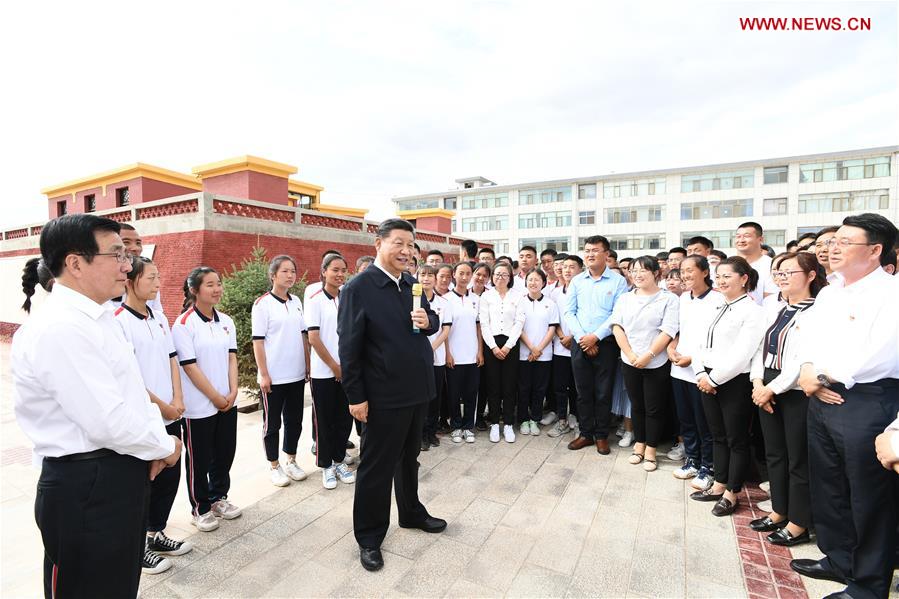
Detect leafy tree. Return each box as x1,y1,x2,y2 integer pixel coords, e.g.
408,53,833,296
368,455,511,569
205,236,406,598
219,247,307,402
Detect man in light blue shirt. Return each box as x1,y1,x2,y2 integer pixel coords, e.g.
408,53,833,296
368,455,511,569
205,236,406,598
564,235,628,454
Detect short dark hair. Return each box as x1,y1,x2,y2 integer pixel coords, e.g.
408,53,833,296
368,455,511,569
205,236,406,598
461,239,478,259
668,247,687,257
525,268,547,288
719,256,759,292
540,249,557,259
655,251,669,261
607,249,618,260
356,255,375,269
686,236,714,250
477,247,495,258
554,253,569,262
519,245,537,255
418,264,438,277
737,221,764,237
582,235,609,251
761,244,776,258
493,262,515,288
472,262,492,278
496,255,512,265
119,222,136,231
842,213,899,267
427,249,445,259
414,242,421,252
39,213,122,278
564,255,584,268
814,225,840,240
786,240,799,252
321,248,342,259
377,218,414,239
618,257,632,268
452,261,473,276
710,249,727,260
667,268,681,279
797,232,817,243
681,255,713,287
632,255,661,274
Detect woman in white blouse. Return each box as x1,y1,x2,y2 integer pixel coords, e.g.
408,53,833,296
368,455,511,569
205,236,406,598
610,256,679,472
690,257,765,517
516,269,559,436
479,261,525,443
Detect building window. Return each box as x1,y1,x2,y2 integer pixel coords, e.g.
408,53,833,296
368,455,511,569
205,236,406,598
798,189,889,213
518,210,571,229
578,184,596,200
799,156,890,183
444,197,457,210
396,198,440,211
763,198,788,216
578,210,595,225
604,205,664,224
518,186,571,206
461,215,509,232
679,199,753,220
796,226,823,238
763,166,788,184
84,194,96,213
288,193,313,209
519,237,570,253
482,240,510,254
452,220,457,233
57,199,67,216
116,187,130,207
461,191,509,210
680,170,754,193
602,177,665,199
681,229,786,249
601,234,665,252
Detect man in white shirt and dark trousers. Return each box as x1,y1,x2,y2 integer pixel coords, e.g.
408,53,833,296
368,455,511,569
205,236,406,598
12,214,182,599
791,213,899,599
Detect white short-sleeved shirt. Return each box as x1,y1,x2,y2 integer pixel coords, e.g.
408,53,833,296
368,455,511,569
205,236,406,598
517,294,560,362
172,307,238,419
671,288,723,382
551,284,573,357
427,293,453,366
114,304,178,424
251,292,307,384
609,290,680,369
748,255,779,305
446,289,480,365
305,288,340,379
303,281,323,306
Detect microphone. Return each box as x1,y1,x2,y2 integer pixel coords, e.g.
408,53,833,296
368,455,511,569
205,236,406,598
412,283,422,333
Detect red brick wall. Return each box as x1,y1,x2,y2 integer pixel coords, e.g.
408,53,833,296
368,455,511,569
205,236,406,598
45,176,192,218
247,171,289,205
141,179,200,202
200,172,249,199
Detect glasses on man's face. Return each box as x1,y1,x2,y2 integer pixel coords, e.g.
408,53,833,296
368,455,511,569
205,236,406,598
823,238,874,249
77,251,130,263
772,270,803,279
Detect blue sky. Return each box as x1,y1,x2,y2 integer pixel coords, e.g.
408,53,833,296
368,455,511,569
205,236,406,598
1,0,895,228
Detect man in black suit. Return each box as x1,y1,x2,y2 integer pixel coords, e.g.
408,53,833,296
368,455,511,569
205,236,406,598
338,218,447,572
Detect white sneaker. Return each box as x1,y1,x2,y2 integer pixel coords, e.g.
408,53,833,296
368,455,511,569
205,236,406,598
335,463,356,484
451,429,463,443
284,461,307,481
343,453,357,466
270,465,290,487
547,420,571,438
191,511,220,532
529,420,540,436
691,468,714,491
617,431,634,447
322,466,337,490
463,430,475,443
667,443,685,461
540,411,558,426
503,425,516,443
489,424,500,443
673,459,699,480
211,499,242,520
519,421,530,435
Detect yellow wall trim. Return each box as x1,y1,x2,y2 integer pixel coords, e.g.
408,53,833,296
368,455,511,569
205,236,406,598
192,155,298,179
397,208,456,219
288,179,325,193
42,163,202,198
315,203,368,218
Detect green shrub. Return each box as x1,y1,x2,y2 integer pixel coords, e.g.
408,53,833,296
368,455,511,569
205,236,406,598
219,247,307,401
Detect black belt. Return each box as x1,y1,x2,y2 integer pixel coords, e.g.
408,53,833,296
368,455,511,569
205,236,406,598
830,378,899,396
44,448,116,462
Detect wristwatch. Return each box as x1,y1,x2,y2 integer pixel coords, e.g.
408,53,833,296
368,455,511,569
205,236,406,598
817,373,832,388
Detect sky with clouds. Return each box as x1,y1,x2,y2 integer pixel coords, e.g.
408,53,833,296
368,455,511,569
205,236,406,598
1,0,895,228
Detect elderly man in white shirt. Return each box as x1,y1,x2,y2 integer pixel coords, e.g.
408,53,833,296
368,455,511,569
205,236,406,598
790,213,899,599
12,214,182,599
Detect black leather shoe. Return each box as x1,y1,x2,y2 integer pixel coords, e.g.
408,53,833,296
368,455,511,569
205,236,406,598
767,528,810,547
399,516,447,533
360,547,383,571
476,419,488,432
790,558,846,583
711,497,737,517
690,488,724,502
346,440,356,450
822,592,852,599
749,516,787,532
428,433,440,447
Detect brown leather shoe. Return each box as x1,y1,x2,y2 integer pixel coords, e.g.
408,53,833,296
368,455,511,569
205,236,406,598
595,439,611,455
567,436,593,451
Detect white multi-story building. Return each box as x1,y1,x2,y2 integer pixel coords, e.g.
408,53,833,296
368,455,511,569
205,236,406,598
392,146,898,257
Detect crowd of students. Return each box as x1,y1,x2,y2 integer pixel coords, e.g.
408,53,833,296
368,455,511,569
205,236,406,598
14,214,899,598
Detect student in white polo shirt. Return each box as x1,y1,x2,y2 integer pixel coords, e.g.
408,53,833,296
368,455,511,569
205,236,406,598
516,269,560,436
172,267,241,533
417,264,453,451
251,255,311,488
445,261,483,443
307,254,357,490
547,254,583,437
115,256,193,575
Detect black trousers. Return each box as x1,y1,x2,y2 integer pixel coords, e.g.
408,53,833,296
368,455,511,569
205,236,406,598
447,363,480,430
261,380,304,462
424,366,446,437
552,354,577,418
518,360,551,423
701,373,753,492
182,407,238,516
311,378,353,468
621,362,671,448
477,364,488,423
571,337,619,440
758,374,810,528
36,452,149,599
484,336,519,426
147,421,182,533
808,379,899,599
354,402,428,549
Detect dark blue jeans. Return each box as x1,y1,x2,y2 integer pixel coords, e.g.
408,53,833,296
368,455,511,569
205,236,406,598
671,377,713,469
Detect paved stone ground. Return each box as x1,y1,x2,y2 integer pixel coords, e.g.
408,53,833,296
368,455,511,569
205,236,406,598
3,340,897,598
